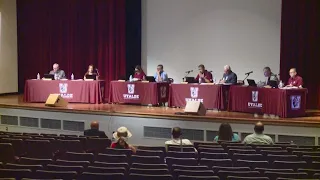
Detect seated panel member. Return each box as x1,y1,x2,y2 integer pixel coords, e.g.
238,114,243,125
287,68,303,87
263,66,279,86
154,64,168,82
220,65,237,84
49,63,66,79
84,64,98,80
195,64,213,83
133,65,146,81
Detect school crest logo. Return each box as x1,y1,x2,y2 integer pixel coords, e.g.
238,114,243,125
291,95,301,110
190,87,199,98
160,86,167,98
252,91,258,102
59,83,68,93
127,84,135,94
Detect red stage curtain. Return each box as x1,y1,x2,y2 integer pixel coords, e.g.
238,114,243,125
17,0,126,100
280,0,320,109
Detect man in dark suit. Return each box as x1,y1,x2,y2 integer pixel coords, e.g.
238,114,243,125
84,121,108,138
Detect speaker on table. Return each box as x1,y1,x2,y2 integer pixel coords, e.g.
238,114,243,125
45,94,68,107
184,101,206,116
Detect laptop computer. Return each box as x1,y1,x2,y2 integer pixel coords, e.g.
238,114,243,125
43,74,54,80
85,74,97,80
145,76,156,82
247,79,257,87
269,80,278,88
185,77,197,83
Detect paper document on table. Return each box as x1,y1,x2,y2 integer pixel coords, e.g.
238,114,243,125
280,86,298,89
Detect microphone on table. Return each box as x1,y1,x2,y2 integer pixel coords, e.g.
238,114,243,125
185,70,193,73
245,71,253,76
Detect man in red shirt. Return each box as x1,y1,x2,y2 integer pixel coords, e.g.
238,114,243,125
287,68,303,87
195,64,213,83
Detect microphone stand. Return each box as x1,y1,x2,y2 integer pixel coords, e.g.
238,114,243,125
242,73,251,84
183,71,192,82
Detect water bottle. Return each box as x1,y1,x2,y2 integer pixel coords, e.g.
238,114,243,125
37,73,40,80
198,77,201,84
54,74,58,80
213,77,216,84
71,73,74,80
278,80,284,88
129,75,133,82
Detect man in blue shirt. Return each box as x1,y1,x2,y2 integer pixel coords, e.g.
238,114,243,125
154,64,168,82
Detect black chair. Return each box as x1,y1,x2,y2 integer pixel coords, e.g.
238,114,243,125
232,153,263,161
168,146,196,152
297,168,320,178
19,157,53,166
0,138,25,156
129,168,169,175
198,148,226,154
227,177,269,180
228,149,256,155
79,172,125,180
254,168,294,175
0,143,15,163
255,146,282,153
92,162,129,170
314,173,320,178
293,151,320,157
86,166,126,174
35,170,77,180
129,173,173,180
172,165,209,171
264,171,308,180
261,150,290,156
96,153,128,163
212,166,250,174
194,141,219,148
173,169,215,179
103,148,133,157
267,155,299,163
200,152,229,159
132,163,168,170
178,175,219,180
0,169,33,180
136,150,165,161
58,140,84,153
287,147,313,153
235,160,269,170
60,152,94,162
301,155,320,163
200,158,232,168
272,161,307,171
217,170,260,179
138,146,166,153
85,138,111,153
46,164,84,174
312,161,320,169
299,145,320,150
54,159,90,168
166,157,198,168
167,151,197,159
5,163,43,172
131,155,162,164
226,146,252,150
24,140,53,158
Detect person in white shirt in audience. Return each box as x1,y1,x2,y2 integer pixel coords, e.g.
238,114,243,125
243,122,274,145
154,64,168,82
165,127,192,146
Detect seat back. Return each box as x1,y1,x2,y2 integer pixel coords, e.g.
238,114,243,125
178,175,219,180
61,152,94,162
172,165,209,171
129,168,169,175
138,146,166,153
46,164,84,174
58,140,84,153
55,159,90,168
96,153,128,163
103,148,133,157
132,163,168,170
235,160,269,169
25,140,52,158
85,138,111,153
166,157,198,168
5,163,43,172
79,172,125,180
173,169,214,179
264,171,308,180
131,155,162,164
129,173,173,180
0,169,32,179
198,148,225,154
35,170,77,179
0,138,25,156
200,158,232,168
86,166,126,174
92,162,129,170
227,176,269,180
272,161,307,170
167,151,197,159
217,171,260,179
136,150,164,160
19,157,53,166
0,143,15,163
168,146,196,152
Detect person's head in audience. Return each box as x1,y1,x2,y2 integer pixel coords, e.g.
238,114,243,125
254,121,264,134
289,68,297,78
90,121,99,130
224,65,231,74
53,63,60,73
111,126,136,153
263,67,271,77
171,127,182,139
198,64,205,74
217,123,233,141
135,65,143,74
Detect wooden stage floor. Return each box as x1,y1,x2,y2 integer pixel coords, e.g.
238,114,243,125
1,95,320,127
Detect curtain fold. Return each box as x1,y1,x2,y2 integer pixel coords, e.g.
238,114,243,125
17,0,126,100
280,0,320,109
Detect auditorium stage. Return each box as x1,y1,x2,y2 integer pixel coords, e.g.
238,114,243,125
0,94,320,127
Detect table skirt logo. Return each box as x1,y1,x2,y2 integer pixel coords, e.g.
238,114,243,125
123,84,139,99
59,83,73,98
291,95,301,110
248,90,262,108
185,87,203,102
160,86,167,98
127,84,135,94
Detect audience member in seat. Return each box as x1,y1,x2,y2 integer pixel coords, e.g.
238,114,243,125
214,123,240,142
84,121,108,138
243,122,274,145
111,126,136,153
165,127,193,146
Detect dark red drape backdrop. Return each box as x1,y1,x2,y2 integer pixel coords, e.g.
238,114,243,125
280,0,320,109
17,0,126,99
